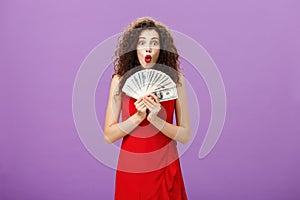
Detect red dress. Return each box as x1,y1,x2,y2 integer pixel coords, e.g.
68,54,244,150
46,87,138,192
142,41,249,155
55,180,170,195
115,94,188,200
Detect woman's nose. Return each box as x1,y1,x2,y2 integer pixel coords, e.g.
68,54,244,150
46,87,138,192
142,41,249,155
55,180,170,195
145,43,152,52
146,46,152,53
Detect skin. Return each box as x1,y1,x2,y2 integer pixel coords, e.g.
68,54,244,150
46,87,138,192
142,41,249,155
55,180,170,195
104,29,191,144
136,29,160,69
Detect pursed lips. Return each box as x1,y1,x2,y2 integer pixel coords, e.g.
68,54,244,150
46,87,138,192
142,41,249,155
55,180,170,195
145,55,152,63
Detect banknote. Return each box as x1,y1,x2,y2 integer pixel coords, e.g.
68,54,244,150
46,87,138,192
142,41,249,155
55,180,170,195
122,69,178,102
152,87,178,102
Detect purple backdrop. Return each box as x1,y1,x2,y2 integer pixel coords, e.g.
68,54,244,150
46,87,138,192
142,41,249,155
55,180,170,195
1,0,300,199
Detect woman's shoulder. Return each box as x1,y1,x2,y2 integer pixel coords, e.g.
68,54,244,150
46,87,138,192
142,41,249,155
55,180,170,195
111,74,122,84
178,72,185,80
176,72,186,88
112,74,122,79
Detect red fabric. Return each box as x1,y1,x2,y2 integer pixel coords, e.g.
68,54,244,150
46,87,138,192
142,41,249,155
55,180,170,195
115,94,188,200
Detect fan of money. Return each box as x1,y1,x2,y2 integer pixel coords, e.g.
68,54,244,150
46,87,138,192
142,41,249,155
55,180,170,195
122,69,178,102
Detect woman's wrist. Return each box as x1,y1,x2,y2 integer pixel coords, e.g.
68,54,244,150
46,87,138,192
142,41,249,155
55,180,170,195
148,115,165,131
133,112,146,125
118,113,144,134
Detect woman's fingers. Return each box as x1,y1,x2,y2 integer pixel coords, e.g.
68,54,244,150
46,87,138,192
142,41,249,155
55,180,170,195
135,95,160,113
134,97,143,106
143,97,156,110
143,96,161,113
148,93,159,103
140,105,147,112
143,97,155,106
134,97,148,120
135,97,145,108
143,102,151,110
136,103,146,111
135,98,147,113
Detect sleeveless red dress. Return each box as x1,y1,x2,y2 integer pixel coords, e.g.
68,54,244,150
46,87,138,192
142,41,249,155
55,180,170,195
115,94,188,200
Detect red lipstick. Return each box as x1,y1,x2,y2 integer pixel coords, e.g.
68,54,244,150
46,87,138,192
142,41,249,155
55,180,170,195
145,55,152,63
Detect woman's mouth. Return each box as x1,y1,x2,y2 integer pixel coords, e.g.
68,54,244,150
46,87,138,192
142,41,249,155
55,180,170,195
145,55,152,63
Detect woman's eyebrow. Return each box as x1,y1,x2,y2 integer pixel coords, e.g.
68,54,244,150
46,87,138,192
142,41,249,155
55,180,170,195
138,36,159,40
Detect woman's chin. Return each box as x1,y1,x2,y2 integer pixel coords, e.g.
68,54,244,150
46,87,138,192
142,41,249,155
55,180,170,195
141,62,155,69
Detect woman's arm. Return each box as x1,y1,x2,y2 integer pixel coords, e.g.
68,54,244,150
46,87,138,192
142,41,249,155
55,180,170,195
144,74,191,144
103,75,147,144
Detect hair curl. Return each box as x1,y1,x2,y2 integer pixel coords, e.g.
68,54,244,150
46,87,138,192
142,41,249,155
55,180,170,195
113,17,181,92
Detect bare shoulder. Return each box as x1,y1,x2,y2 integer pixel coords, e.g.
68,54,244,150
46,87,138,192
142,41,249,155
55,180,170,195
109,74,122,99
110,74,122,91
177,73,186,88
112,74,122,84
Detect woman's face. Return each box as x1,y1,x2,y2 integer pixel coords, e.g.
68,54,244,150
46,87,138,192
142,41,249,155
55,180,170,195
136,29,160,68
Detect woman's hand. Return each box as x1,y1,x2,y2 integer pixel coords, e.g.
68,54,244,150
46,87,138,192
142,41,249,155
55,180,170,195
134,97,147,120
143,93,161,122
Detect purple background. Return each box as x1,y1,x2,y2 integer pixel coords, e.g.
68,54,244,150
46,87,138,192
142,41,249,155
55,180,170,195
1,0,300,199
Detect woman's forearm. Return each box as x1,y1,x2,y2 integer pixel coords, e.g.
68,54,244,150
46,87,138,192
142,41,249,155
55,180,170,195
104,113,144,144
149,116,190,144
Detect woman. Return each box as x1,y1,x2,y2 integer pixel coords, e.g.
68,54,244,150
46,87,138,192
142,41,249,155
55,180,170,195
104,17,190,200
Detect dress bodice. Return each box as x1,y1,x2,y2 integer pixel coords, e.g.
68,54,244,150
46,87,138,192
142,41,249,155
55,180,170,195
120,94,176,153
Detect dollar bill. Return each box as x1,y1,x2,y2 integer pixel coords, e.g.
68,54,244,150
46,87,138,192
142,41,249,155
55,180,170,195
152,87,178,102
122,69,178,101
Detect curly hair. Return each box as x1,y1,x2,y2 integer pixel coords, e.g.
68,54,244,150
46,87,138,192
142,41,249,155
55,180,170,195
113,17,181,92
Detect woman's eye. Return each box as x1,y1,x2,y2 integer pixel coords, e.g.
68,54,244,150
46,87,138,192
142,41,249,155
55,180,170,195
152,41,159,46
138,41,144,45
